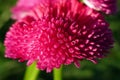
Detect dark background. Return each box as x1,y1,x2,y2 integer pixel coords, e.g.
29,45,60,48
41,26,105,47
0,0,120,80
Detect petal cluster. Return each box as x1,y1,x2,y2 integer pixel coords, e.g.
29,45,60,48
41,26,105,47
83,0,117,14
5,0,114,72
11,0,40,20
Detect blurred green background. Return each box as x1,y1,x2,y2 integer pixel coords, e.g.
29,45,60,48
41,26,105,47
0,0,120,80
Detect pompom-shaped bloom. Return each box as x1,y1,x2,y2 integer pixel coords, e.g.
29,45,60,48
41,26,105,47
83,0,117,14
11,0,40,20
5,0,113,72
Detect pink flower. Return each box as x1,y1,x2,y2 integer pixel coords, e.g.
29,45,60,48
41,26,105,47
83,0,117,14
5,0,114,72
11,0,40,20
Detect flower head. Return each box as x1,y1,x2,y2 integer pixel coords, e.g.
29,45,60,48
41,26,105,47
5,0,114,72
83,0,117,14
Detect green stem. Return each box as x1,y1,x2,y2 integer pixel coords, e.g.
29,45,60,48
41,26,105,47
24,62,40,80
53,66,62,80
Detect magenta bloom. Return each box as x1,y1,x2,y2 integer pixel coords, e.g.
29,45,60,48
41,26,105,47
83,0,117,14
5,0,113,72
11,0,40,20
